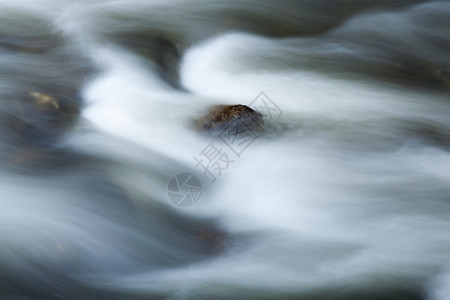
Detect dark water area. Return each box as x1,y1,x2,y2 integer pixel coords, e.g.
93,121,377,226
0,0,449,299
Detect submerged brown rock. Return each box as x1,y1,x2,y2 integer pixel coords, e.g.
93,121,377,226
196,104,264,134
4,91,79,149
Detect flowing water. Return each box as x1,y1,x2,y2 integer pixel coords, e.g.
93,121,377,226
1,1,450,299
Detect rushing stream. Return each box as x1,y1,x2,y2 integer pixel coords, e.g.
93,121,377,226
1,1,450,299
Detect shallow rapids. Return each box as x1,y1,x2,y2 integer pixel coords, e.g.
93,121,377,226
0,1,449,299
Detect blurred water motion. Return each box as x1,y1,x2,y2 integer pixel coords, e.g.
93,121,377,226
0,0,449,299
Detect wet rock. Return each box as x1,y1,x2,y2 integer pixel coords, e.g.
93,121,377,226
5,91,79,149
154,36,182,89
402,122,450,150
195,224,227,254
112,33,183,89
196,104,264,134
30,91,60,110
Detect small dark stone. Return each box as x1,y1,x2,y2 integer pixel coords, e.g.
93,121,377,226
196,104,264,134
